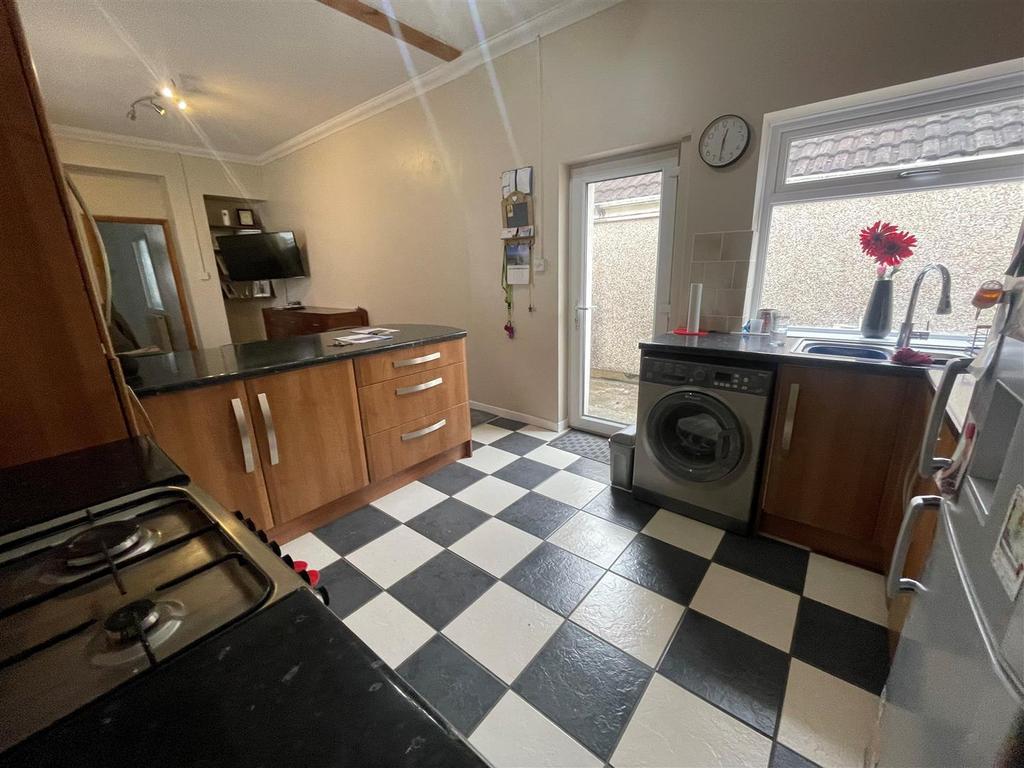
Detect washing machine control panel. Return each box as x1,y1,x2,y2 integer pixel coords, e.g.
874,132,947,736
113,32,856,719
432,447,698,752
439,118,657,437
641,356,772,395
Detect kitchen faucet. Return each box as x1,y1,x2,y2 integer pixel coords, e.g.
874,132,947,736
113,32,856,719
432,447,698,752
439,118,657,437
896,263,952,348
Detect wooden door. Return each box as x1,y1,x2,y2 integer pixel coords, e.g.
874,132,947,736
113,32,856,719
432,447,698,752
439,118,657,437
760,364,909,569
246,360,368,524
142,381,274,531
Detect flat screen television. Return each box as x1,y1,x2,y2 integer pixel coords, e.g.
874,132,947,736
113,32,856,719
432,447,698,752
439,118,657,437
217,231,306,280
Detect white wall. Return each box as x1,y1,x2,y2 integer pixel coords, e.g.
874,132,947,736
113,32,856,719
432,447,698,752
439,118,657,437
260,0,1022,426
55,137,265,347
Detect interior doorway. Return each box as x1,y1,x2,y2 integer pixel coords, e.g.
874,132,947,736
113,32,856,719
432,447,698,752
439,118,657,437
568,148,679,435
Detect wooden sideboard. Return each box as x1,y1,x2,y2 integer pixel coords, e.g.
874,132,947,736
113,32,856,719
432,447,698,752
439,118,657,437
263,306,369,339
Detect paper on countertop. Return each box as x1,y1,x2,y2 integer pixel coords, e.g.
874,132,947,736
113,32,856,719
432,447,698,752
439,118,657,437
350,327,400,335
332,333,391,345
515,167,532,194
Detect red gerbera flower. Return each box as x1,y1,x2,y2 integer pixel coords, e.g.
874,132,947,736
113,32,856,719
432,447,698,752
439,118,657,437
860,221,897,260
859,220,917,268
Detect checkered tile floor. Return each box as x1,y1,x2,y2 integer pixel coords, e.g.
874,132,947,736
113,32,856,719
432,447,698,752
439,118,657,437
282,412,890,768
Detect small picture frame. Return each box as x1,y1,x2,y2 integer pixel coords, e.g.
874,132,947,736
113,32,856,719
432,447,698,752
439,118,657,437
236,208,255,227
252,279,272,298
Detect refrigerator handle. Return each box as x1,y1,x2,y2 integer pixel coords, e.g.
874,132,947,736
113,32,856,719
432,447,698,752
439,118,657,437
918,357,972,478
887,495,941,599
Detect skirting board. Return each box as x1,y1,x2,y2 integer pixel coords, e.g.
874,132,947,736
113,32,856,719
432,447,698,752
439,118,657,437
469,400,568,434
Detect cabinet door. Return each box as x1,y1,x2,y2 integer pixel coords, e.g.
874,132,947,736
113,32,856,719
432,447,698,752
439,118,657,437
142,381,273,531
760,364,908,568
246,360,368,524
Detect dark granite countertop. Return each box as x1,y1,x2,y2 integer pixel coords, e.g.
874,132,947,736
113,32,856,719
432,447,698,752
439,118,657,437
0,438,187,538
3,588,486,767
126,324,466,397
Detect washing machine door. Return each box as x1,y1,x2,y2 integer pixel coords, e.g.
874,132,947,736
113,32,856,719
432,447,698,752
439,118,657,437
646,390,744,482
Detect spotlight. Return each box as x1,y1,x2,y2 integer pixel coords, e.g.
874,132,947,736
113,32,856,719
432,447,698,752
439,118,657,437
176,99,188,111
159,85,174,98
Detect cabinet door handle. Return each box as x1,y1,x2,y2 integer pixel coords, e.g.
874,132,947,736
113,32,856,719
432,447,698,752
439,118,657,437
231,397,255,473
918,356,972,478
393,351,441,369
781,383,800,454
395,377,443,396
401,418,447,442
887,495,940,598
257,392,280,465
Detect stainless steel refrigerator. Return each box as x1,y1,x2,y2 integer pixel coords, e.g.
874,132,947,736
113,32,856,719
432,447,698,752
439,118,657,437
877,267,1024,766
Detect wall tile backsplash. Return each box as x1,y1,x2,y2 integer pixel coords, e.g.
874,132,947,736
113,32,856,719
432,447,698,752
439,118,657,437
689,230,753,333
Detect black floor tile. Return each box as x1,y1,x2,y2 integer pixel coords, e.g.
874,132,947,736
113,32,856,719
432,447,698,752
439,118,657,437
584,487,657,531
396,634,506,735
406,498,489,547
548,430,610,464
713,532,809,593
316,505,399,555
317,559,381,619
503,542,604,616
791,598,890,694
565,456,610,485
470,409,498,426
493,458,559,490
513,622,651,760
611,533,710,605
490,417,527,431
660,610,789,736
420,462,487,496
496,492,578,538
490,432,547,456
390,551,495,630
770,743,821,768
471,440,485,450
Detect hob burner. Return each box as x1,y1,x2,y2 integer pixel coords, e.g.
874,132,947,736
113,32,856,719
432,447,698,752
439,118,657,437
104,599,160,643
63,521,144,567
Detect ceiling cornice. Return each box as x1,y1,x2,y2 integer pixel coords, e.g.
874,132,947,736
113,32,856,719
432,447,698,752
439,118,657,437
54,0,624,168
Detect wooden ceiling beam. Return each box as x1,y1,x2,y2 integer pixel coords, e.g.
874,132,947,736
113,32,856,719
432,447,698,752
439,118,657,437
316,0,461,62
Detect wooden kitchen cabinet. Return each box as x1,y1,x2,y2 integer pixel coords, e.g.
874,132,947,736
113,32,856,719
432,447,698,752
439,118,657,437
245,360,369,524
759,364,922,571
143,381,274,531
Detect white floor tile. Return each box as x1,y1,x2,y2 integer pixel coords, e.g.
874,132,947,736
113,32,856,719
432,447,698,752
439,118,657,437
777,660,878,768
534,471,605,508
449,518,541,577
455,475,529,515
518,425,563,442
524,444,578,470
343,593,434,667
804,553,888,625
459,445,518,474
641,509,724,559
279,532,340,570
571,572,684,666
472,423,514,444
470,691,602,768
689,563,799,651
346,525,442,588
444,582,562,684
371,481,447,522
548,511,636,568
611,674,772,768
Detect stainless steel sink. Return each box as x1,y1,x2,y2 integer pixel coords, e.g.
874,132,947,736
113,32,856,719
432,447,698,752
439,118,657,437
792,338,966,364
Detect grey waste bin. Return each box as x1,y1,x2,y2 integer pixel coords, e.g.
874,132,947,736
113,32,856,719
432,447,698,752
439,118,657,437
609,424,636,492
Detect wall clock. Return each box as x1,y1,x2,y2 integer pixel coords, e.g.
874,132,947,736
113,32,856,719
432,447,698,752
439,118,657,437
699,114,750,168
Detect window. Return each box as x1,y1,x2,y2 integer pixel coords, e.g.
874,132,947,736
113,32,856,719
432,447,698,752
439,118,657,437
750,66,1024,337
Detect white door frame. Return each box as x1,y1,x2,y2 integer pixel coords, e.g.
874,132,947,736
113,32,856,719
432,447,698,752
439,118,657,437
568,146,680,436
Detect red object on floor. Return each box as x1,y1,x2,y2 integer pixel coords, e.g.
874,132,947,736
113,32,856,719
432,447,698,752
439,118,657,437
306,569,320,587
672,328,708,336
291,560,308,571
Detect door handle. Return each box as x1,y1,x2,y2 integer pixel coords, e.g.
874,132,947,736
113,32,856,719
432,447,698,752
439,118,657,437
919,357,971,477
230,397,255,473
401,418,447,442
393,351,441,369
257,392,280,466
781,383,799,454
574,305,591,330
886,495,940,598
395,377,443,396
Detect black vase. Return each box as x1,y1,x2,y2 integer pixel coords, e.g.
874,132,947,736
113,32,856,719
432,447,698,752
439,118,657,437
861,278,893,339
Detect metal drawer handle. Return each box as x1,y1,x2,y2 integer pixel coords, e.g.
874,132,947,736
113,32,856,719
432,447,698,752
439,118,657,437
393,351,441,369
395,377,443,396
231,397,255,474
401,418,447,442
257,392,280,466
781,383,800,454
886,495,940,599
918,356,972,478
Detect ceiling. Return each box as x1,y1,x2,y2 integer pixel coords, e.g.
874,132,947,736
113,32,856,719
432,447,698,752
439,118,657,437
17,0,565,159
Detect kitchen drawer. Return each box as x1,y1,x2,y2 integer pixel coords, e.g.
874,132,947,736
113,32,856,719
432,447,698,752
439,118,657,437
355,338,465,387
365,403,470,481
359,361,468,435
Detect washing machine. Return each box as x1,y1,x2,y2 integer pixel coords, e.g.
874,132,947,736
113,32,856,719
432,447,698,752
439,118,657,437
633,352,773,534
